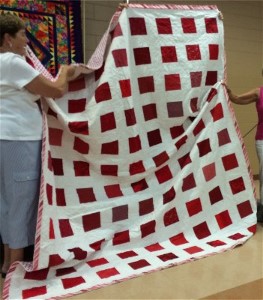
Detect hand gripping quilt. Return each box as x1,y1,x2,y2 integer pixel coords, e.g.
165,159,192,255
3,4,257,300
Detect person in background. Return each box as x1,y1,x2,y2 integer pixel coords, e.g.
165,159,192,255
225,85,263,223
0,13,76,278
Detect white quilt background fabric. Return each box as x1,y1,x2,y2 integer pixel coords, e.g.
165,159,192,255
3,5,257,300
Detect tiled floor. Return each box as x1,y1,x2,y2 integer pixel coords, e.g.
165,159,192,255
1,181,262,300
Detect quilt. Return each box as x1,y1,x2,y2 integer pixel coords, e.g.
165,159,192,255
0,0,83,76
2,4,257,300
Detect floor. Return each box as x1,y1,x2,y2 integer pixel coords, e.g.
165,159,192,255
1,181,262,300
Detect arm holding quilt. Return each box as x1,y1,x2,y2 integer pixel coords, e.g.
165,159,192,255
224,84,259,105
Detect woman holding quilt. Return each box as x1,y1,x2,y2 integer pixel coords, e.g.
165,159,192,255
0,13,75,278
226,85,263,223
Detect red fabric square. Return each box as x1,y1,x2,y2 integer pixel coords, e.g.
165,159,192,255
222,153,239,171
112,49,128,67
49,128,63,146
138,76,155,94
46,184,53,205
197,139,212,157
190,97,198,112
82,212,101,232
73,137,89,154
97,268,120,279
56,188,66,206
49,219,55,239
74,161,90,176
156,18,173,34
101,164,118,176
95,82,112,103
209,44,219,60
165,74,181,91
129,135,142,153
182,173,196,191
87,258,108,267
139,198,154,215
141,220,156,238
186,45,201,60
163,187,176,204
209,186,223,204
89,239,105,251
125,108,137,126
175,135,188,150
24,268,49,280
187,198,202,216
129,259,150,270
207,240,226,247
147,128,162,146
112,22,123,38
101,140,119,155
161,46,178,63
216,210,233,229
68,121,89,135
170,232,188,245
184,246,204,254
22,286,47,299
113,230,130,245
143,103,157,121
68,98,86,113
181,18,197,33
113,205,129,222
152,151,169,167
56,267,76,277
193,222,211,239
131,178,149,193
158,253,178,262
217,128,231,146
129,160,145,175
118,250,138,259
104,184,123,198
237,200,253,218
52,158,64,175
202,162,216,181
164,208,179,226
211,103,224,122
178,152,192,169
119,79,131,98
129,17,147,35
133,47,151,65
155,165,173,184
145,243,164,252
100,112,116,132
205,18,218,33
229,177,245,195
62,277,85,289
190,72,202,87
206,88,218,103
68,248,87,260
95,63,105,81
193,119,205,136
49,254,65,267
77,188,96,203
170,125,185,139
205,71,218,85
59,219,74,237
167,101,183,117
68,76,86,92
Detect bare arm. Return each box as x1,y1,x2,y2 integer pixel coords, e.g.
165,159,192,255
25,65,76,99
226,86,259,105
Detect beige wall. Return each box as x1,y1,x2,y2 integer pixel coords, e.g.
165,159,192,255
81,0,263,175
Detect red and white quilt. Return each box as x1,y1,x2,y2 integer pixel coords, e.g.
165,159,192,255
3,4,257,300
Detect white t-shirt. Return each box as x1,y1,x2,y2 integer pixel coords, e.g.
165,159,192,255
0,52,42,140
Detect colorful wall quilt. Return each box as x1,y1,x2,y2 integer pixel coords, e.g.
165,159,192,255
0,0,83,76
3,4,257,300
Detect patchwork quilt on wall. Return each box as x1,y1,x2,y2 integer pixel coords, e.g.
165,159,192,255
3,4,257,300
0,0,83,76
